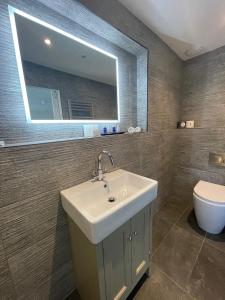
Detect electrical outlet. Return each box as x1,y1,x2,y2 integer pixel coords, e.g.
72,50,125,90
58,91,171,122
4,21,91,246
186,120,195,128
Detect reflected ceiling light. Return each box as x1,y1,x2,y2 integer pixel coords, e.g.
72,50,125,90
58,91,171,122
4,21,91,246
44,38,51,46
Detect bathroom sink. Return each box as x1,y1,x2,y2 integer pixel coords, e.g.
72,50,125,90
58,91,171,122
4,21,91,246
61,169,158,244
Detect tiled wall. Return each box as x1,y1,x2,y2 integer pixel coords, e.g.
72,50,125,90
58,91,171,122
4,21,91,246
23,61,117,120
0,0,182,299
173,46,225,205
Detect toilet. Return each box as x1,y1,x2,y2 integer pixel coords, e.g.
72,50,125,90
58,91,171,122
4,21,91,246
193,180,225,234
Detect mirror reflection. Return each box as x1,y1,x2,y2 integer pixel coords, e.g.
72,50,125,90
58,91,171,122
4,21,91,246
14,13,118,122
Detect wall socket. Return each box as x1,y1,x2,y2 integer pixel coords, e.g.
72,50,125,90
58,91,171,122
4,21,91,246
186,120,195,128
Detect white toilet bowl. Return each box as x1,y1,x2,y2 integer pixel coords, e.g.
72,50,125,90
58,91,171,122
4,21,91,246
193,181,225,234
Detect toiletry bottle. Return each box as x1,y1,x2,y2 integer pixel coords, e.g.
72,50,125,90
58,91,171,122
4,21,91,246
103,127,107,135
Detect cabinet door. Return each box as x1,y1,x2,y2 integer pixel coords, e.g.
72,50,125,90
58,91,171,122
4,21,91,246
131,206,150,282
103,221,132,300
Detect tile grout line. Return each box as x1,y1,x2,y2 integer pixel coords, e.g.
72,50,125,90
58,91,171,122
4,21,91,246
153,206,206,300
152,204,189,257
204,235,225,255
174,205,205,243
155,264,195,299
186,232,206,286
174,204,192,226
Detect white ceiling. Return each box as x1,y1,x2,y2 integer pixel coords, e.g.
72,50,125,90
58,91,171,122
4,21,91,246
119,0,225,60
15,14,117,86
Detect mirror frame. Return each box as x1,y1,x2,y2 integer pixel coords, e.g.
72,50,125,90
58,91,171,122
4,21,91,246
8,5,120,124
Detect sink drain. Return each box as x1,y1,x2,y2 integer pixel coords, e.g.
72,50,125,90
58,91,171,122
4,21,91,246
108,196,116,202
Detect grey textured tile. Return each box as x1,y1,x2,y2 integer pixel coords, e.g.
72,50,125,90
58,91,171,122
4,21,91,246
134,264,192,300
157,197,188,224
152,212,174,253
0,235,16,299
153,226,203,289
187,243,225,300
173,166,225,205
7,226,73,299
0,198,67,258
205,233,225,255
149,79,181,130
152,198,188,252
176,207,206,240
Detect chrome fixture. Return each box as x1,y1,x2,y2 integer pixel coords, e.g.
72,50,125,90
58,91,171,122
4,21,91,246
93,150,115,181
209,152,225,167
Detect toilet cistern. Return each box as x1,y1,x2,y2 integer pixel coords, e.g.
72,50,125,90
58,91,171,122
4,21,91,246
93,150,115,181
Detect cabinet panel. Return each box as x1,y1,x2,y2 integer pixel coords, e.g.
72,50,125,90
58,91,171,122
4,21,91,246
131,206,150,281
103,221,132,300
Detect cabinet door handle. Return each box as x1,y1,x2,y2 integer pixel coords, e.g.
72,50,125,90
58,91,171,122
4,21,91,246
133,231,137,236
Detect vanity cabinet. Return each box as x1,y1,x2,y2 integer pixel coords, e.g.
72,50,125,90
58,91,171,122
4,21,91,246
68,205,151,300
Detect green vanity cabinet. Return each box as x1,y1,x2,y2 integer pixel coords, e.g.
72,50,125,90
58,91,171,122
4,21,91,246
103,221,132,300
68,205,151,300
131,206,150,282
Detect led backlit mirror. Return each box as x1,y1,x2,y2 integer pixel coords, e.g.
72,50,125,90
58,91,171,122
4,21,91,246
5,5,147,146
11,9,119,123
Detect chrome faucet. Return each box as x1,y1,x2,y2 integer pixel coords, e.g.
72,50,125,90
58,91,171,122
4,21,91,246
93,150,115,181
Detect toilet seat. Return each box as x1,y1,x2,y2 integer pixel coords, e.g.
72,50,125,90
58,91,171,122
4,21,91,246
194,180,225,205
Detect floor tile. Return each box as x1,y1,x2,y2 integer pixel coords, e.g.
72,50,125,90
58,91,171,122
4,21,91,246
152,197,188,253
134,264,192,300
176,207,206,240
205,229,225,254
65,289,81,300
187,243,225,300
152,225,203,289
157,197,187,224
152,212,173,253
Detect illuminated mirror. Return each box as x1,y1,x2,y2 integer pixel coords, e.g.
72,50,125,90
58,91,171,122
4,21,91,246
4,4,147,146
10,8,119,124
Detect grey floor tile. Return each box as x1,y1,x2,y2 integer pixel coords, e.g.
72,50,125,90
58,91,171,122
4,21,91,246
176,207,206,240
152,213,173,253
152,225,203,289
152,197,189,253
134,264,192,300
157,197,188,224
187,243,225,300
205,231,225,255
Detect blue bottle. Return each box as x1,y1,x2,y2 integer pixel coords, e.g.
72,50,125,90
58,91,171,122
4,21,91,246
103,127,107,135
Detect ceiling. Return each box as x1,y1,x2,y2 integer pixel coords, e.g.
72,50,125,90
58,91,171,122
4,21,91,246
119,0,225,60
15,14,117,86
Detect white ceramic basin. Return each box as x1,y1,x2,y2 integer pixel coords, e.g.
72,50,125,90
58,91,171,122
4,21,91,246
61,169,158,244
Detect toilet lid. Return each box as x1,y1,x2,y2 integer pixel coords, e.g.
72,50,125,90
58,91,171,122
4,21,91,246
194,181,225,204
